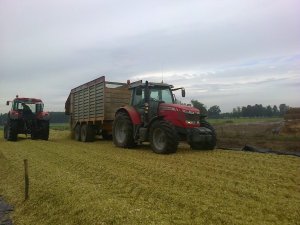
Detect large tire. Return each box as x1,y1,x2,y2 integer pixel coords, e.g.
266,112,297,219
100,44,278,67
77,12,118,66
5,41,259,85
81,124,95,142
80,124,88,142
40,121,49,140
112,112,136,148
191,120,216,150
74,124,81,141
87,125,95,142
149,120,179,154
31,131,38,140
3,124,8,140
6,120,18,141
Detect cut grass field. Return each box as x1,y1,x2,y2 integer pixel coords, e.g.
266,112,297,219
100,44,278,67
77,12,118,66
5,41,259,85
0,130,299,225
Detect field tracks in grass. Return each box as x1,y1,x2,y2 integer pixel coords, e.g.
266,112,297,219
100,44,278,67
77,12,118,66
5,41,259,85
0,130,299,225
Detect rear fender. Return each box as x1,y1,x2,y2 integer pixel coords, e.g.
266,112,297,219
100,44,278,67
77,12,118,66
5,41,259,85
147,116,164,128
115,106,141,125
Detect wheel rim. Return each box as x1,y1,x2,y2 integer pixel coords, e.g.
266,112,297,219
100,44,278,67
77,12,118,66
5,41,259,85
153,128,166,151
115,120,127,143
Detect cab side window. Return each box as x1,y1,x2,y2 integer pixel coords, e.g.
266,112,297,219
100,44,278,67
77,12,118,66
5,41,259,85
13,102,20,110
36,104,43,113
150,89,159,101
132,89,144,107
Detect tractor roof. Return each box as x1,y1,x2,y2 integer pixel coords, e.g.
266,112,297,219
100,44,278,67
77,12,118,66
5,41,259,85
14,98,43,104
129,81,173,89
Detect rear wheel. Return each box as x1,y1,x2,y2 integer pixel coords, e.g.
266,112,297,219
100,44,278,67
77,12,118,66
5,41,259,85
150,120,179,154
6,120,18,141
74,124,81,141
3,124,8,140
113,112,135,148
31,131,38,140
40,121,49,140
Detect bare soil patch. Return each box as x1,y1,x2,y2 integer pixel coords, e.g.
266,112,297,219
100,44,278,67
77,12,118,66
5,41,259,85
215,121,300,151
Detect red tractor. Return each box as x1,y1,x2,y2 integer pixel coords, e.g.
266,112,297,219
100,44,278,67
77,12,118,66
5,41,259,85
4,96,50,141
112,81,216,154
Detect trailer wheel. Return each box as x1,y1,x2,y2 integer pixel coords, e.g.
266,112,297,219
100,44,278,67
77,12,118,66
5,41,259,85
86,125,95,142
81,124,88,142
80,124,95,142
75,124,81,141
113,112,135,148
150,120,179,154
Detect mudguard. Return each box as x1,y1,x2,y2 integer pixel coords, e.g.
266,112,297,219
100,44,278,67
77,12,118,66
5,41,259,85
115,106,142,125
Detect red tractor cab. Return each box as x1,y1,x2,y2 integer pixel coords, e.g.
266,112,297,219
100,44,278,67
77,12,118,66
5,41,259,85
4,96,50,141
113,81,216,154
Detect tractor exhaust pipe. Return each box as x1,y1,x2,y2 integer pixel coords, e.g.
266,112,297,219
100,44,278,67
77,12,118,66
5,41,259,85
144,81,150,125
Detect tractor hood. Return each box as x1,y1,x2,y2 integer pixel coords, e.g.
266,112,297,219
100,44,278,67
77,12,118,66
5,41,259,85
159,103,200,128
159,103,200,114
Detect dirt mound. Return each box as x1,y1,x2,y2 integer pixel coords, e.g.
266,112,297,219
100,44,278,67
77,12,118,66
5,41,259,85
215,120,300,151
285,108,300,114
284,114,300,120
282,108,300,134
282,120,300,134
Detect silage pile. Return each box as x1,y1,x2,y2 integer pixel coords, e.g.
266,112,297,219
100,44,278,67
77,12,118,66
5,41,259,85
282,108,300,134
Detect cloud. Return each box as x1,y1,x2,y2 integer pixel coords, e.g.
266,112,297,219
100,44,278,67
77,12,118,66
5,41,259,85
0,0,299,113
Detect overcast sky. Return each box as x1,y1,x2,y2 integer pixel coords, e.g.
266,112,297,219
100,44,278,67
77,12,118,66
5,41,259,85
0,0,299,114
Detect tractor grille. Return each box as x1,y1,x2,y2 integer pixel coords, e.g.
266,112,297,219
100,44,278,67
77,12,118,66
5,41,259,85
184,113,200,124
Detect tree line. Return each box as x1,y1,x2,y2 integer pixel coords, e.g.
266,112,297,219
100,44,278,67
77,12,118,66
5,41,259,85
190,100,290,118
0,112,69,125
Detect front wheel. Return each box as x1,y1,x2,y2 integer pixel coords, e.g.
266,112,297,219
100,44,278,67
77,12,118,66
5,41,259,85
191,120,216,150
112,112,135,148
149,120,179,154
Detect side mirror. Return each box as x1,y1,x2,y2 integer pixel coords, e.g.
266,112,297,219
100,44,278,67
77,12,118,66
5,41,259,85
6,101,9,105
136,87,142,96
181,88,185,97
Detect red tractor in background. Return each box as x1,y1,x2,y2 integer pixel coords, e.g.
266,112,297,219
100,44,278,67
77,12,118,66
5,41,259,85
113,80,216,154
4,96,50,141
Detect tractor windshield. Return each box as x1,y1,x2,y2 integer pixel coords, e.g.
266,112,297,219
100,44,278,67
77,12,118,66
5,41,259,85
149,87,174,103
131,85,174,107
12,101,43,113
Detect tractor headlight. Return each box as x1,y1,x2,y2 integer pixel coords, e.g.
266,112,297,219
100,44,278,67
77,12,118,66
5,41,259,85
185,120,199,125
10,111,20,119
